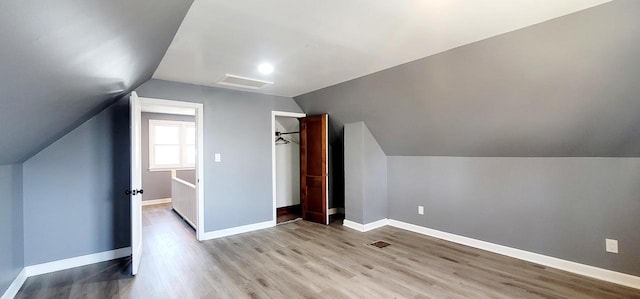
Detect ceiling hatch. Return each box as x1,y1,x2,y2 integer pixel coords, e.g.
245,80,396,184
216,74,273,89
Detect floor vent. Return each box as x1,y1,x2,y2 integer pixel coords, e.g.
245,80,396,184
370,241,390,248
216,74,273,89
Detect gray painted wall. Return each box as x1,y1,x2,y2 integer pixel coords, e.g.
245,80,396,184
141,112,196,201
362,124,387,224
344,123,364,224
388,156,640,276
23,98,130,265
136,79,303,231
344,122,387,224
176,170,196,185
0,164,23,295
295,1,640,157
0,0,193,164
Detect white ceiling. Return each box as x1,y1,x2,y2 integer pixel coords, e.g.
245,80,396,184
153,0,611,97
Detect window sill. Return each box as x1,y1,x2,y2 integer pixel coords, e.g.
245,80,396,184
148,168,196,172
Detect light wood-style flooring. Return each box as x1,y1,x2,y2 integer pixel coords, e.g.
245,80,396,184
16,203,640,298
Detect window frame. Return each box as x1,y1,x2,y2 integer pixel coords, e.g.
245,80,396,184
148,119,196,171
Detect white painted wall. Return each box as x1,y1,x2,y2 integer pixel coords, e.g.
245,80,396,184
275,118,300,208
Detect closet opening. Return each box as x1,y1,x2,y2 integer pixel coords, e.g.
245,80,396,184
272,112,305,224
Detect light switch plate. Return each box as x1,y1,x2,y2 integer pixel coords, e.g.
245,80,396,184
606,239,618,254
418,206,424,215
214,153,221,162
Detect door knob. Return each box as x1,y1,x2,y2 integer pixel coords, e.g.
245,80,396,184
125,189,144,196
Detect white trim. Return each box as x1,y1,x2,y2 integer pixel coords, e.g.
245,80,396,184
138,96,205,241
271,111,306,226
364,218,389,231
201,220,274,241
325,114,329,225
1,269,26,299
142,198,172,206
343,220,365,231
24,247,132,277
148,167,195,172
195,102,205,241
343,218,389,232
386,220,640,290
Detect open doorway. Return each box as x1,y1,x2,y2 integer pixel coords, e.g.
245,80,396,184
129,92,204,275
271,111,305,225
271,111,330,226
274,115,302,224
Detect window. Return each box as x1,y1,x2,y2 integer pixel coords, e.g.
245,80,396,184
149,120,196,170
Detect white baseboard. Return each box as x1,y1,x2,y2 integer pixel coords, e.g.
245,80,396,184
387,219,640,290
200,220,274,241
343,218,388,232
24,247,132,277
142,198,172,206
1,269,26,299
3,247,132,299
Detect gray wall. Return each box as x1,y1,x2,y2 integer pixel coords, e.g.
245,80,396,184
0,164,23,295
176,170,196,185
344,123,364,224
344,122,387,224
388,156,640,276
0,0,193,164
136,79,303,231
293,0,640,277
141,112,196,201
22,98,130,266
295,1,640,157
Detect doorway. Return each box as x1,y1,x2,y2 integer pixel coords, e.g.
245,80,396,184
274,115,302,224
271,111,305,225
271,111,329,226
129,92,205,275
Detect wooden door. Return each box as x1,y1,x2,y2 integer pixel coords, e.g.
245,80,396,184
299,114,328,224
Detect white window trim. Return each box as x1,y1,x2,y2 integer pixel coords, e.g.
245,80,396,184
149,119,196,170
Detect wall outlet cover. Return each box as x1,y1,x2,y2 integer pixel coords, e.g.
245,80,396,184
605,239,618,254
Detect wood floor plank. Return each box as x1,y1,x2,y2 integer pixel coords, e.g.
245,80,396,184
15,203,640,298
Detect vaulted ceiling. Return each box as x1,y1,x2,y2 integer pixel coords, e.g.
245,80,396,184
0,0,193,164
295,1,640,157
153,0,610,97
3,0,636,163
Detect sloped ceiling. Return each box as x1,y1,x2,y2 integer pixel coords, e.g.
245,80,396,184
0,0,193,164
295,1,640,157
153,0,610,97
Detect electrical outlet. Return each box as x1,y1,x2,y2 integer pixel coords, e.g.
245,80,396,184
418,206,424,215
606,239,618,254
214,153,221,162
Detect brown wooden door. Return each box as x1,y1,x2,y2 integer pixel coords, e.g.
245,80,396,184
299,114,328,225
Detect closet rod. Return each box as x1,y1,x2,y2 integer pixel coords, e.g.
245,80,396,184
275,131,299,136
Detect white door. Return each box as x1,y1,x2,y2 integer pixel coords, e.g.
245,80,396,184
130,91,143,275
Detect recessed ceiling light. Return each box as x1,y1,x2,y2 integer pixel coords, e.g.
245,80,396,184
258,63,274,75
